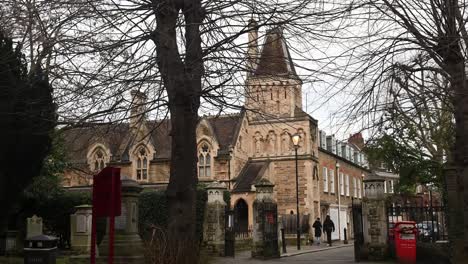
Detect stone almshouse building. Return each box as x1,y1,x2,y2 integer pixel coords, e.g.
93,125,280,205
62,22,370,239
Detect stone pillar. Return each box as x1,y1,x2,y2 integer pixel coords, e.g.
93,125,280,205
203,181,226,256
99,176,144,263
70,205,93,253
362,175,388,260
251,179,280,259
26,215,43,239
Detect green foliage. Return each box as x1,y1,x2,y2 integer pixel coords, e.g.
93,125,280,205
138,187,208,244
23,132,69,201
17,191,91,248
139,186,233,244
366,134,445,193
1,30,55,232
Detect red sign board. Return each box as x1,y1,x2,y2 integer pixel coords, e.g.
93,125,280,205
93,167,122,217
90,166,121,264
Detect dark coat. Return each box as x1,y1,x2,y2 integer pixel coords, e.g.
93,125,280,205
312,220,322,237
323,218,335,233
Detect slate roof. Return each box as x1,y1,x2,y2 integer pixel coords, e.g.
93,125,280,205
232,161,269,193
254,28,298,78
61,114,242,164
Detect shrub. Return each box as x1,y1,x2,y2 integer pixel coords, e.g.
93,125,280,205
15,190,91,248
138,187,209,244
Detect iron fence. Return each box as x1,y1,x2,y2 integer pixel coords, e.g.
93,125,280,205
279,214,310,235
386,205,448,242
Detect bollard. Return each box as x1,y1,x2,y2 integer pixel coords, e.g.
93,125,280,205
281,228,287,254
344,228,348,244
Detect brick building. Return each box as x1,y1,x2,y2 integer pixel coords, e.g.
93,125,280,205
62,20,370,240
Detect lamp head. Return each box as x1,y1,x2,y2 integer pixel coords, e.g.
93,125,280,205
336,162,340,168
291,133,301,147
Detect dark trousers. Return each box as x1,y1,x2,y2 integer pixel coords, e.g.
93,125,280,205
326,230,332,246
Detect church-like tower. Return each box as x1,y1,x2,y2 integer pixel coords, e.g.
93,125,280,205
245,21,303,120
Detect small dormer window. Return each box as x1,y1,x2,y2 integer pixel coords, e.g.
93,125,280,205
198,143,212,178
136,146,149,181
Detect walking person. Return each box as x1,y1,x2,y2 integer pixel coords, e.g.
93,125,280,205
323,215,335,246
312,217,322,245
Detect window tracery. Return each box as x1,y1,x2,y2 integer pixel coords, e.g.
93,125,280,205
198,142,212,178
136,146,149,181
90,147,107,172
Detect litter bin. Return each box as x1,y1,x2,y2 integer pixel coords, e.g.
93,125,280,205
394,221,417,264
24,235,58,264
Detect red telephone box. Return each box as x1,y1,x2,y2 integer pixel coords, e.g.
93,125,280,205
394,221,417,264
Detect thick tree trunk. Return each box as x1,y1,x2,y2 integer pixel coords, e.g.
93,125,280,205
152,0,204,262
443,0,468,259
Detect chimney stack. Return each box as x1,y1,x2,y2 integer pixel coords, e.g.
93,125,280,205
130,90,147,129
247,18,259,76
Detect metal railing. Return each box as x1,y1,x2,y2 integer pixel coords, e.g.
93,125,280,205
279,214,310,235
386,205,448,242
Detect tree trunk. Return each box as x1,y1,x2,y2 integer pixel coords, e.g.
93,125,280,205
152,0,203,262
443,0,468,260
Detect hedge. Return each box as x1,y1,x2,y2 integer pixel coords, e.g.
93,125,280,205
15,191,91,248
139,187,231,244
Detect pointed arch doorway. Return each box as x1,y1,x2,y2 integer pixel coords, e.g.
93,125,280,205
234,199,249,236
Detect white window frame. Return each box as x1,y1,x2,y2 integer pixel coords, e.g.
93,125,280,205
330,169,335,193
345,175,350,196
353,177,357,197
340,172,344,195
358,179,362,198
323,167,329,192
389,180,394,193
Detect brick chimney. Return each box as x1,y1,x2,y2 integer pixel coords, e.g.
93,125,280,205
348,132,365,149
130,90,147,130
247,18,258,76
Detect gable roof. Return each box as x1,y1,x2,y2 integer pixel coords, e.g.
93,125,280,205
61,114,243,165
232,161,269,193
254,28,298,78
206,113,242,151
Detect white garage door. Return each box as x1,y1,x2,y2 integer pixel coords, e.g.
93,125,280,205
339,209,347,240
329,207,348,240
329,208,339,240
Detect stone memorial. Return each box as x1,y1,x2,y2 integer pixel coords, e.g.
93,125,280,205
202,181,226,256
70,205,93,253
362,174,388,260
251,178,280,259
98,176,144,263
26,215,43,239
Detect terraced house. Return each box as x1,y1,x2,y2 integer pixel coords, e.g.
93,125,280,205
62,21,371,240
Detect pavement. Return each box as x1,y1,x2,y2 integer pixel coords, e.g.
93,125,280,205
212,242,396,264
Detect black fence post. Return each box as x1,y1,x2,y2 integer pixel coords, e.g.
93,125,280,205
281,228,287,254
344,228,348,244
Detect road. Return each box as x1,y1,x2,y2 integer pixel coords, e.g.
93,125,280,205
212,245,395,264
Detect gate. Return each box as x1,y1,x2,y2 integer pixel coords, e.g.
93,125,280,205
225,208,235,257
262,204,279,258
352,198,364,262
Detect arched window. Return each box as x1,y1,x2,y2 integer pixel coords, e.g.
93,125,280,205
136,146,149,181
90,147,107,172
198,143,211,178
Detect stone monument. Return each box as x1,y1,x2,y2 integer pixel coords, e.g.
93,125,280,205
26,215,43,239
98,176,144,263
70,205,93,253
251,178,280,259
362,174,388,260
202,181,227,256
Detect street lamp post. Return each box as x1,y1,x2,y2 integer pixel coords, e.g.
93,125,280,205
291,133,301,250
336,162,341,241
